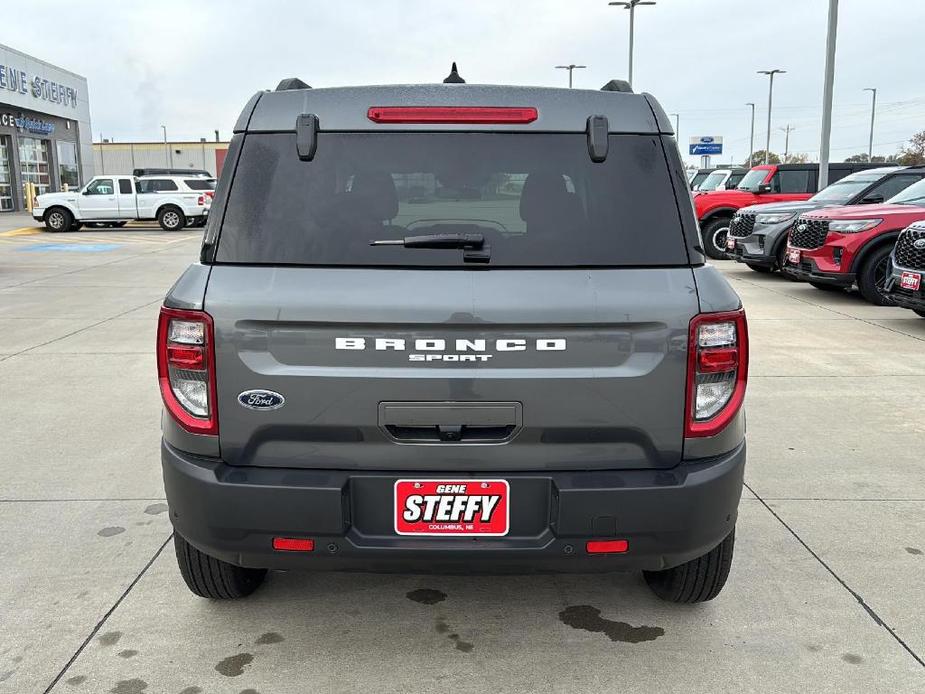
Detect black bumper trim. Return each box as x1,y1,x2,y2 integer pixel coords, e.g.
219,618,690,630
161,440,746,573
781,259,855,286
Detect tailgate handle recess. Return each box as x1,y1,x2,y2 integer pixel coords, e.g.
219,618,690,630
379,402,522,444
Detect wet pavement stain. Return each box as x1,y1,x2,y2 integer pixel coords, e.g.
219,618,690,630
905,547,923,555
144,503,168,515
435,618,450,634
239,690,261,694
842,653,863,665
118,649,138,658
215,653,254,677
0,671,13,683
178,687,202,694
406,588,447,605
65,675,86,686
98,631,122,647
255,632,284,645
97,527,125,538
110,678,148,694
559,605,664,644
448,633,474,653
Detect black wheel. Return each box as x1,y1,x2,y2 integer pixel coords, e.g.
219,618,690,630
746,263,773,274
71,222,83,231
44,207,72,232
174,533,266,599
915,310,925,318
857,246,896,306
701,217,732,259
809,281,843,292
158,206,186,231
644,529,735,603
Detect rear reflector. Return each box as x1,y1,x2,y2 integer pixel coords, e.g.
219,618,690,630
586,539,629,554
367,106,538,124
166,344,204,369
272,537,315,552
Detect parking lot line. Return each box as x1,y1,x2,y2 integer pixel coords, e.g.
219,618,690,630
0,227,41,237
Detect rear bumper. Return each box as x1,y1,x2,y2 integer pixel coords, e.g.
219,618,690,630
161,440,746,573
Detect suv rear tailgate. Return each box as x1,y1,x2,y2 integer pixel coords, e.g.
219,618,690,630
206,265,698,471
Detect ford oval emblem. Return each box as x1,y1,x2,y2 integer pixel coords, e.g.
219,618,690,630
238,389,285,410
914,238,925,250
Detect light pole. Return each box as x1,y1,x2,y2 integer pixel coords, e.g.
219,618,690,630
746,103,756,167
817,0,838,189
161,125,169,166
609,1,655,89
757,69,786,164
863,87,877,161
554,64,586,88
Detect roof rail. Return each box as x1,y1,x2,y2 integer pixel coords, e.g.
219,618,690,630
601,79,633,93
276,78,311,91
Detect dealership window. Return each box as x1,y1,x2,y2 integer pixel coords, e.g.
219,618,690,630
57,140,79,189
0,136,13,211
18,137,51,202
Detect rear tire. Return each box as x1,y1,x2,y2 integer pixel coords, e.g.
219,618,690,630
44,208,72,232
746,264,772,274
857,246,895,306
701,218,732,260
174,533,267,599
644,529,735,603
158,206,186,231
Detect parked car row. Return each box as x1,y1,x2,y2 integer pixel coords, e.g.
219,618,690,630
721,165,925,318
33,174,216,232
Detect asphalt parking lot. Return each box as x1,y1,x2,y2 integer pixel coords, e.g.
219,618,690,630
1,221,924,694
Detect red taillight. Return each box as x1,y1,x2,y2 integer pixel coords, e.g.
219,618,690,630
156,307,218,435
205,190,215,199
272,537,314,552
685,310,749,438
586,539,629,554
197,195,206,206
367,106,538,124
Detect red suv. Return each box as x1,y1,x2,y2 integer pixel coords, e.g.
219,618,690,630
695,163,882,258
781,177,925,304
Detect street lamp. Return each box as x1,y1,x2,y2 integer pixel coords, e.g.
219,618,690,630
160,125,169,167
863,87,877,161
746,103,756,167
609,1,656,89
817,0,838,189
555,64,586,88
757,69,786,164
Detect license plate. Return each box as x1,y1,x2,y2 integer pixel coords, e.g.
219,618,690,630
726,236,736,250
900,271,922,291
394,479,509,536
787,248,801,265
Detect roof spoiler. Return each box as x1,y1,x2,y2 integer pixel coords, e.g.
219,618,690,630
601,79,633,93
276,77,311,91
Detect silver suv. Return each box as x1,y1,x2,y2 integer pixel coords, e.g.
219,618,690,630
157,73,749,603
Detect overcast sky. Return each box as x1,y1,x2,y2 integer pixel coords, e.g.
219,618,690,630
8,0,925,165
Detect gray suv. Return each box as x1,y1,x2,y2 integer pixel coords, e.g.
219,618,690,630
727,166,925,273
157,73,749,603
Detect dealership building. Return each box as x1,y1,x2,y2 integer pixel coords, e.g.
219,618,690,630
0,43,93,213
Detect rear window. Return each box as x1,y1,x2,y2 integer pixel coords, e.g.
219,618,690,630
138,179,179,193
215,133,688,267
185,178,216,190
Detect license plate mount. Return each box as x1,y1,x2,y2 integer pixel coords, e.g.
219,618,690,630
394,479,510,536
900,271,922,291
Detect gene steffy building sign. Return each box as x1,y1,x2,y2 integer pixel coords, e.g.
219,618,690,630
0,62,79,108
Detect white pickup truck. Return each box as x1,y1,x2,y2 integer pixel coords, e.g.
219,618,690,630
33,174,214,232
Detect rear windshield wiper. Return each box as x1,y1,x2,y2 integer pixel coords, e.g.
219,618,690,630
370,233,490,263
